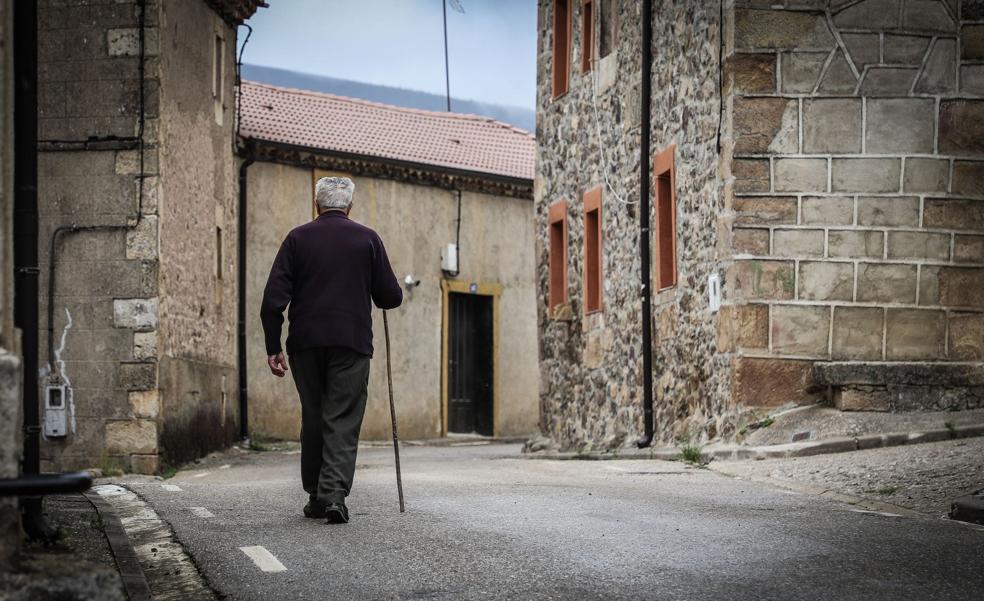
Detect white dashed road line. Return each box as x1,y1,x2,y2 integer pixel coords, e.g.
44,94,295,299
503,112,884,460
189,507,215,518
161,484,183,492
219,464,231,470
192,472,210,478
240,546,287,573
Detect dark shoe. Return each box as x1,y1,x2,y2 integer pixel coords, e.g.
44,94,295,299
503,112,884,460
303,498,326,519
324,502,349,524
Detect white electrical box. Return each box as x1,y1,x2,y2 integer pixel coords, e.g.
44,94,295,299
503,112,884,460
708,273,721,313
44,381,68,438
441,243,458,273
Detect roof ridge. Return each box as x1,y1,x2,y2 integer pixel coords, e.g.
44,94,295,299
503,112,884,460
241,80,533,138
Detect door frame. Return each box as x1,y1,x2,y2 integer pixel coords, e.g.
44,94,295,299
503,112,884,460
440,280,502,437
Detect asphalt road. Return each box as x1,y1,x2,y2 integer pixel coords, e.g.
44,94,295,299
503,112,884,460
125,443,984,601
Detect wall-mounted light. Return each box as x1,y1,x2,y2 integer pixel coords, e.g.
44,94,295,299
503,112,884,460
404,274,421,290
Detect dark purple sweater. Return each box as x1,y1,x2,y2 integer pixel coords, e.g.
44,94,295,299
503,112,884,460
260,211,403,357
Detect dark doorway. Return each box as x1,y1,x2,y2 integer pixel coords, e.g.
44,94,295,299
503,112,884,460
447,292,494,436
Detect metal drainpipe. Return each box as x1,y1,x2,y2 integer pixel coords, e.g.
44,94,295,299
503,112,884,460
636,0,655,449
12,0,57,538
237,142,255,441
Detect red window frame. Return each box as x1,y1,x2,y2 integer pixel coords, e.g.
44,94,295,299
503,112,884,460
548,199,569,315
552,0,572,98
581,0,595,73
654,145,678,291
583,186,603,314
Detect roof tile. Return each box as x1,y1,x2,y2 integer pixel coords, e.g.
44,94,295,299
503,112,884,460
239,81,535,181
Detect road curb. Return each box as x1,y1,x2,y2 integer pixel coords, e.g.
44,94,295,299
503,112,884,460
524,423,984,462
85,491,153,601
950,489,984,525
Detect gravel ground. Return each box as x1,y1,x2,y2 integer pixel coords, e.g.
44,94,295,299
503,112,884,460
0,494,127,600
30,494,118,568
713,437,984,518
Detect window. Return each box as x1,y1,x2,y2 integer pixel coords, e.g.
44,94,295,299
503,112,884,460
215,226,223,279
654,146,677,290
583,186,603,313
213,33,225,125
548,200,568,314
212,34,224,100
552,0,571,98
580,0,594,73
599,0,617,58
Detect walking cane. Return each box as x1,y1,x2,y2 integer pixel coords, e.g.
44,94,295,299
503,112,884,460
383,311,406,513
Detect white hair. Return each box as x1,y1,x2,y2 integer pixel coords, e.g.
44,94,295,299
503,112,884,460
315,176,355,210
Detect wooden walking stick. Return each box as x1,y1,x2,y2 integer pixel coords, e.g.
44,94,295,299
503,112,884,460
383,311,406,513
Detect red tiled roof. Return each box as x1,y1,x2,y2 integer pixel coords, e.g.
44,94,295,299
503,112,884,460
239,81,535,181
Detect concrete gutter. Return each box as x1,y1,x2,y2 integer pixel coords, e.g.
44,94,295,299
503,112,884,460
525,423,984,462
85,491,152,601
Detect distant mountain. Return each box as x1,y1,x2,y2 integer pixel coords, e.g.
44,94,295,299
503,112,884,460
241,64,536,133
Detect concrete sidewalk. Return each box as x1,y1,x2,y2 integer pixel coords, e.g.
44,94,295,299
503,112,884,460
711,436,984,520
524,406,984,463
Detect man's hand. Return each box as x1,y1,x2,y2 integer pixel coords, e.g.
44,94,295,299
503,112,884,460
268,352,289,377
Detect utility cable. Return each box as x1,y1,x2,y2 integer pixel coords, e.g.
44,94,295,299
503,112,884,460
589,55,636,205
46,0,148,376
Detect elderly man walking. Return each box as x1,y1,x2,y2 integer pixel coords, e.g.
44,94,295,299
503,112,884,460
260,176,403,524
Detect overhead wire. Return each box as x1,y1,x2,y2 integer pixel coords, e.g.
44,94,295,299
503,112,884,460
589,52,636,205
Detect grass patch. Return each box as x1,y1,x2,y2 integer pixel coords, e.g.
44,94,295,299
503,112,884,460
161,467,178,480
248,437,276,452
98,456,126,478
871,485,899,495
679,443,706,466
738,416,775,437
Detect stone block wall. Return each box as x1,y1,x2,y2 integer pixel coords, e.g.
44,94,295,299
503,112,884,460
725,0,984,410
36,0,244,473
37,0,163,473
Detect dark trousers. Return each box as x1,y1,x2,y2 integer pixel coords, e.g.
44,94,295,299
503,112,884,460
288,346,370,504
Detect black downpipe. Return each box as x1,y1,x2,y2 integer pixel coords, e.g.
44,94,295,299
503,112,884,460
636,0,655,449
12,0,61,541
237,144,255,440
13,0,41,487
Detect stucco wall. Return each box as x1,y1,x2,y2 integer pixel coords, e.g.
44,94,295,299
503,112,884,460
157,0,239,465
246,161,539,441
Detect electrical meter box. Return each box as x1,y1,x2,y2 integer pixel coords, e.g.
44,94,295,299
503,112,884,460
441,243,458,273
44,382,68,438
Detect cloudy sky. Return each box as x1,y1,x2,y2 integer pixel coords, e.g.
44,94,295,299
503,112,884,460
239,0,538,109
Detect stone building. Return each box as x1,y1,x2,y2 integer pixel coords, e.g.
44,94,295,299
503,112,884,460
536,0,984,450
1,0,21,569
239,81,539,441
36,0,263,474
